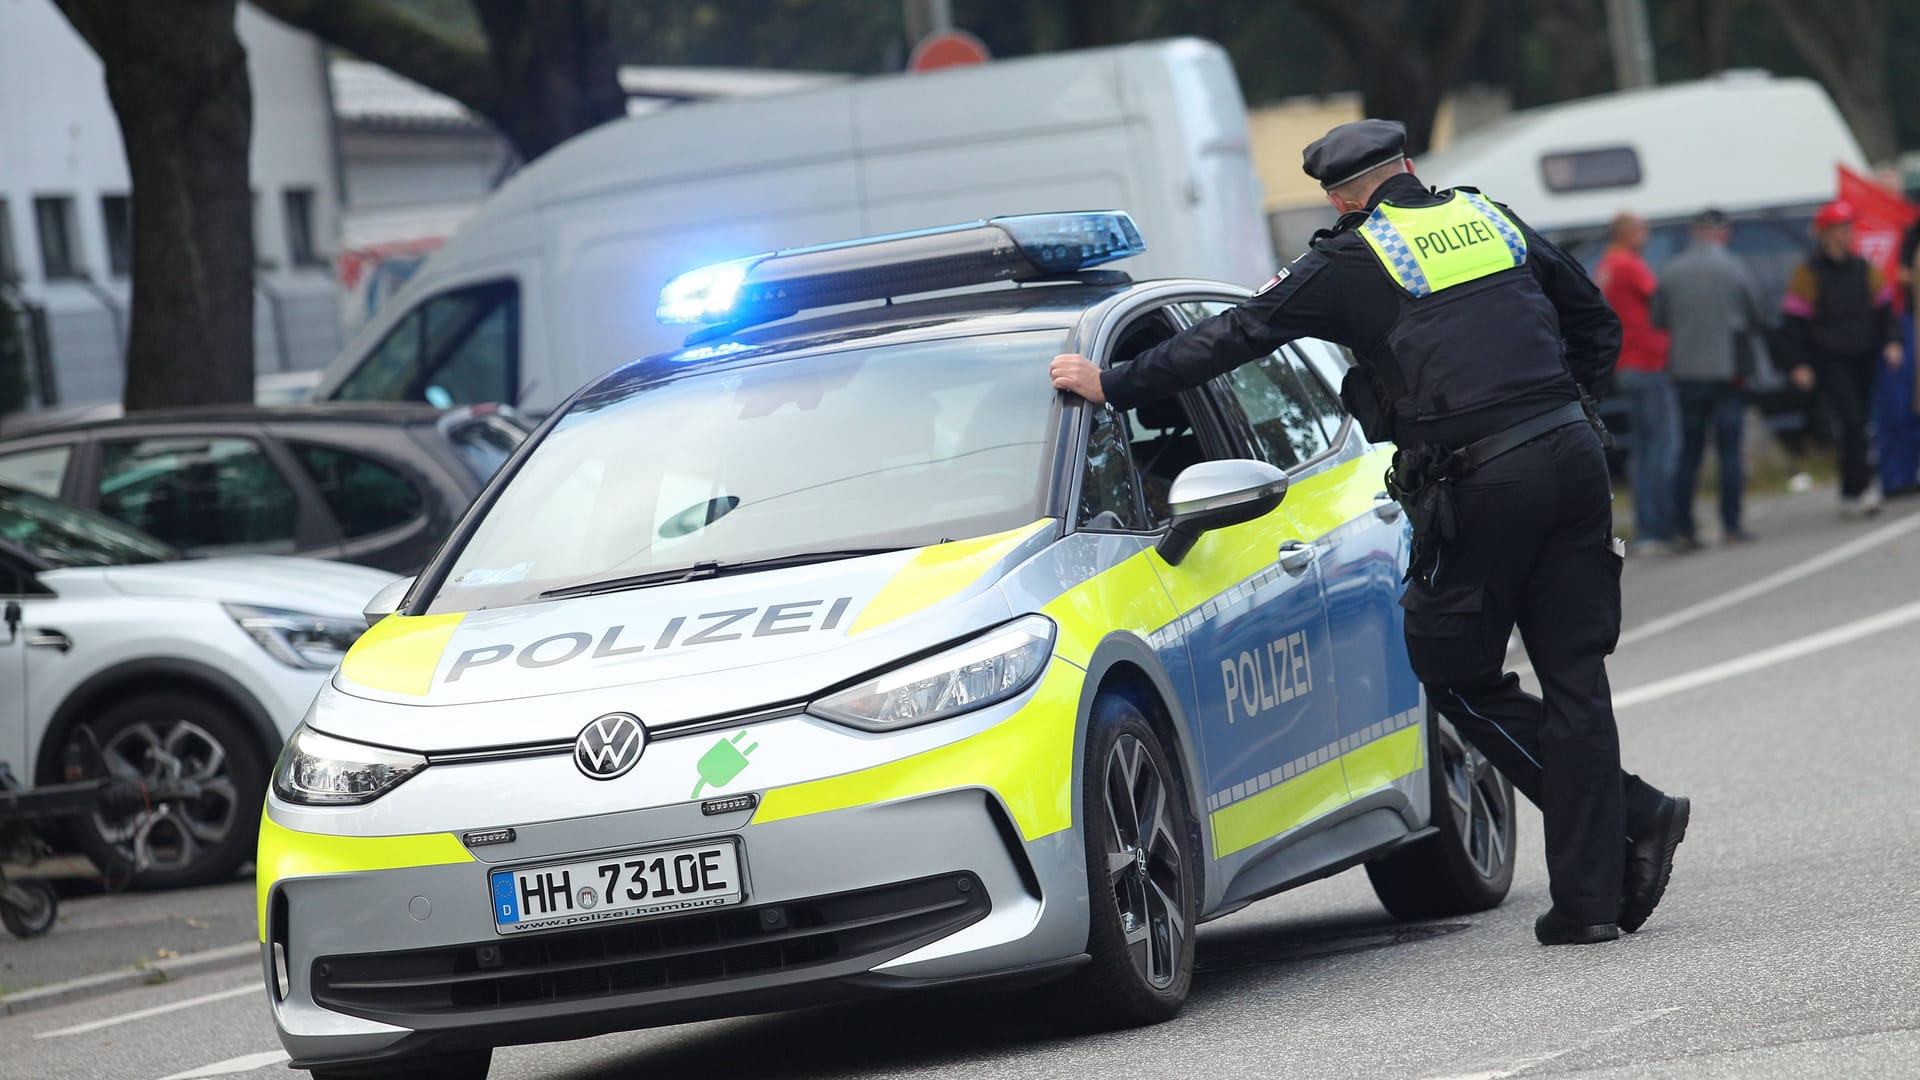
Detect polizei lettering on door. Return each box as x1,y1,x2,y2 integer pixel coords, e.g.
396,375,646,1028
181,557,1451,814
447,597,854,682
1220,630,1313,723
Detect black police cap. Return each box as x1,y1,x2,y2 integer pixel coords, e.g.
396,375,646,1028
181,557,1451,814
1303,119,1408,189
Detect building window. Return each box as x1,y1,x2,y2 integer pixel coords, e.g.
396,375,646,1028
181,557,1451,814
282,188,320,268
33,196,80,280
101,194,133,277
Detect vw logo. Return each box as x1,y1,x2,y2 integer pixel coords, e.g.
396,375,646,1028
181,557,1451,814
574,713,646,780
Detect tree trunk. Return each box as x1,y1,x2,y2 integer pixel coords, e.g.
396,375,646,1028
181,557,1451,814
52,0,254,409
1766,0,1897,163
1288,0,1491,156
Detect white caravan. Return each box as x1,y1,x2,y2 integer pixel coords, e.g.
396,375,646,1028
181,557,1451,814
310,39,1275,415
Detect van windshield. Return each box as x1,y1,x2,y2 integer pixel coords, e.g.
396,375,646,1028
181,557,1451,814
427,331,1064,612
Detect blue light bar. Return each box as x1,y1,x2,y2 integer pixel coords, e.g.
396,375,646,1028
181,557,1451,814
656,211,1146,328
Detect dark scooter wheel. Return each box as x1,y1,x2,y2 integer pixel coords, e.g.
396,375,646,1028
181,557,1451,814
1,877,59,938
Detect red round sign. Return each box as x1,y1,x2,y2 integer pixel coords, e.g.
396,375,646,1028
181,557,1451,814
909,30,991,73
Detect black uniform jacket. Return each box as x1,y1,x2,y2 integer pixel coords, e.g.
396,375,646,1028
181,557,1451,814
1100,173,1623,447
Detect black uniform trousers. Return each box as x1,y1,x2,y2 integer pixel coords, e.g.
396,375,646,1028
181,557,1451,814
1398,422,1666,925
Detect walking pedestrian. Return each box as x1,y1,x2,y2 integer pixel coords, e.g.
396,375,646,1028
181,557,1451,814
1783,201,1902,517
1049,119,1689,946
1651,209,1768,546
1595,212,1679,553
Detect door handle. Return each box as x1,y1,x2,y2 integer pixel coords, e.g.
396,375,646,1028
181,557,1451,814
1373,492,1403,522
26,630,71,652
1278,540,1317,574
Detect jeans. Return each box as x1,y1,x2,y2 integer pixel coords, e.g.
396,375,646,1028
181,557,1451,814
1614,369,1681,541
1673,380,1746,538
1875,314,1919,494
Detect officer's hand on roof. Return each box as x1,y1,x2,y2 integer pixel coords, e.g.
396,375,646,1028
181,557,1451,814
1051,353,1106,404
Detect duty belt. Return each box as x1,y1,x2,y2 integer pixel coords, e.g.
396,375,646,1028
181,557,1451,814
1459,400,1590,469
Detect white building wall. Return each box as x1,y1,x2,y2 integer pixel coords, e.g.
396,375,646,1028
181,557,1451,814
0,0,342,408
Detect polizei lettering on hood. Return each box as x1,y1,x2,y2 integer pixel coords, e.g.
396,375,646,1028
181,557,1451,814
447,597,854,682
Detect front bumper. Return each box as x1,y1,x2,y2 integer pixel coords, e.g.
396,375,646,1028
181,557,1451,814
263,669,1092,1069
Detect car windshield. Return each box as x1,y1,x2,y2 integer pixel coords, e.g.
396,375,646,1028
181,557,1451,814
0,483,181,568
428,330,1064,612
442,413,530,484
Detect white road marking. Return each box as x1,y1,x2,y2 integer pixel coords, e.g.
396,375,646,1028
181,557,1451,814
1614,597,1920,709
1422,1008,1683,1079
34,983,258,1039
157,1050,291,1079
1514,509,1920,678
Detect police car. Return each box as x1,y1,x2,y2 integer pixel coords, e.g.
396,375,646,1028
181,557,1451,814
260,213,1515,1078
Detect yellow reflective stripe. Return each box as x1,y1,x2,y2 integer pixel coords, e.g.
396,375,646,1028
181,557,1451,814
1361,195,1526,297
753,657,1082,840
339,612,466,696
1341,724,1425,799
255,815,473,939
1209,724,1423,857
1282,446,1394,540
1043,549,1177,667
848,519,1055,635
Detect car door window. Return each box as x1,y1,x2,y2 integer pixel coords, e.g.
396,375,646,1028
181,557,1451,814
287,443,424,539
0,445,73,497
97,437,299,555
335,280,518,406
1077,404,1146,531
1175,302,1340,470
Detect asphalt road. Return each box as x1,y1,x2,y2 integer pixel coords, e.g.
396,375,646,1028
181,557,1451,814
6,485,1919,1080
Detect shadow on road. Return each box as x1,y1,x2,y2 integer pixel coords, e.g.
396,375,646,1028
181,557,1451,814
540,910,1476,1080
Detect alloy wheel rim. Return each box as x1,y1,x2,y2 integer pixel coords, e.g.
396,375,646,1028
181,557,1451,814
1434,716,1511,880
91,719,240,875
1103,732,1186,990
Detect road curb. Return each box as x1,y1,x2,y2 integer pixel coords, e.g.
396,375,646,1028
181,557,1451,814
0,941,257,1017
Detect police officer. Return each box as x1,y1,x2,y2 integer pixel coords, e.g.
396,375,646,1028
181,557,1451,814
1050,119,1691,946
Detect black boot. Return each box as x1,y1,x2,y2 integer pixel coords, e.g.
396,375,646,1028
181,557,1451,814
1535,908,1619,946
1621,795,1690,933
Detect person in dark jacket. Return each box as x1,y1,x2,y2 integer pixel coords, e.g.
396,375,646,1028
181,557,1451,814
1048,119,1688,947
1783,201,1903,517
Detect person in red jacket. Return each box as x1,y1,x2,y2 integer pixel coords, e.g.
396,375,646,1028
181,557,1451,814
1595,212,1679,552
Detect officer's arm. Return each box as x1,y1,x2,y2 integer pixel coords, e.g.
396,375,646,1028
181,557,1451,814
1516,219,1621,390
1098,251,1344,410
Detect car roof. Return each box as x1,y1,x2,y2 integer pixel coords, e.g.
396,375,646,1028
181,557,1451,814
579,279,1135,402
0,401,448,440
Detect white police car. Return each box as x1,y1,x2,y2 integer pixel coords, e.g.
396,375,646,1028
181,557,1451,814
260,213,1514,1078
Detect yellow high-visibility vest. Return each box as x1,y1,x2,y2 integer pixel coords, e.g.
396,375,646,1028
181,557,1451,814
1357,191,1529,298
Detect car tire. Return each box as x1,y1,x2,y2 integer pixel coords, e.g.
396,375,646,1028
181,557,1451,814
312,1049,491,1080
68,690,267,890
1365,707,1516,920
1060,693,1200,1030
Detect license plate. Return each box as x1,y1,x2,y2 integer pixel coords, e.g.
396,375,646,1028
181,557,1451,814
489,838,743,934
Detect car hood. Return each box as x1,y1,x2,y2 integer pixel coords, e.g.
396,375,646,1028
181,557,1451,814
320,520,1058,751
77,555,398,617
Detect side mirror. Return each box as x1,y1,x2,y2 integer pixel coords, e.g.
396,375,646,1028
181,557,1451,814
363,576,417,628
1156,460,1289,566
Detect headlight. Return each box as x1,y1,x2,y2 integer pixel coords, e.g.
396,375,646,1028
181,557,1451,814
809,615,1055,732
272,726,426,805
224,604,365,671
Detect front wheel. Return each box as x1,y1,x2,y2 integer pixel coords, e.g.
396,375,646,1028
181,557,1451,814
1060,694,1200,1030
1,877,59,938
1366,710,1516,920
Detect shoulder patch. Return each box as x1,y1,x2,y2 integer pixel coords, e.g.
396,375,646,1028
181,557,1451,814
1255,267,1291,295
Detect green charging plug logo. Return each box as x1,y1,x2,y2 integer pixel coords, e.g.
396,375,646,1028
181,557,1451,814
691,731,758,798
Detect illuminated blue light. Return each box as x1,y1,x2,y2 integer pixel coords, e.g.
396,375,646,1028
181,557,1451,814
994,212,1146,274
658,259,755,324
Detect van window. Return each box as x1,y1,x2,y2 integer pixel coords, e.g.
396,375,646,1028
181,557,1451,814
1539,147,1641,193
335,280,519,406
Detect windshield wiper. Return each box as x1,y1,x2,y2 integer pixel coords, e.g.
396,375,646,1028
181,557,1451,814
537,548,905,600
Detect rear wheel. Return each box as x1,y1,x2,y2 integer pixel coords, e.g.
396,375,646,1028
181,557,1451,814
312,1049,491,1080
1366,710,1516,919
1,877,59,938
68,691,266,889
1060,694,1200,1029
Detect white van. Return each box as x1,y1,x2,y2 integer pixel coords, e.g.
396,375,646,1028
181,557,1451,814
1415,73,1867,283
312,39,1275,415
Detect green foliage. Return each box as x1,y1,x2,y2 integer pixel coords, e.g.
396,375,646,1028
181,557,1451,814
0,287,30,415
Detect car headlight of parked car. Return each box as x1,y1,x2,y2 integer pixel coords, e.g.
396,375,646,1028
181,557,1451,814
273,726,427,805
809,615,1055,732
224,604,366,671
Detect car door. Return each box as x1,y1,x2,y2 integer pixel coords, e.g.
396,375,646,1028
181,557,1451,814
1096,299,1344,864
0,550,32,777
85,425,335,557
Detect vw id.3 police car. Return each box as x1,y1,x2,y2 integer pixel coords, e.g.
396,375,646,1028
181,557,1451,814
261,213,1515,1078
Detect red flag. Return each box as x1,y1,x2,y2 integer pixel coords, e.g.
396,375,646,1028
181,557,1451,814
1838,165,1916,310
